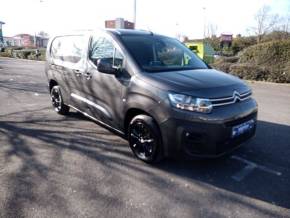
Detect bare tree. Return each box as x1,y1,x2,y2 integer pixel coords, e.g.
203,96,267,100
206,23,218,38
252,5,279,43
280,15,290,33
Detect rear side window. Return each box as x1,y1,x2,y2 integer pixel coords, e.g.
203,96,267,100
51,35,86,63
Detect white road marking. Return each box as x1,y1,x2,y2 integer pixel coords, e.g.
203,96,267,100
34,93,39,96
231,155,282,182
232,164,256,182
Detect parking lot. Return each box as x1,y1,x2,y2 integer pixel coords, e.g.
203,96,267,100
0,57,289,217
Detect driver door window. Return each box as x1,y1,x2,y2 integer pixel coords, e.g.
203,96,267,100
89,36,123,69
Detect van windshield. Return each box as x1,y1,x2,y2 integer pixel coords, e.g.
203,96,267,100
120,35,208,72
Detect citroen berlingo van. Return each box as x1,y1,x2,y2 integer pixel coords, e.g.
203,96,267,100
45,29,258,163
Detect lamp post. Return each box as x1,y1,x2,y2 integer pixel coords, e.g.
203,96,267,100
176,22,181,41
0,21,5,44
133,0,137,29
203,7,206,40
34,0,45,47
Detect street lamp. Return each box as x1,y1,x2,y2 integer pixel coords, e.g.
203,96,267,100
176,22,181,41
0,21,5,44
133,0,137,28
203,7,206,40
34,0,44,47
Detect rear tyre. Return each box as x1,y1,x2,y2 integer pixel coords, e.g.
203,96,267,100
50,85,70,115
128,114,163,163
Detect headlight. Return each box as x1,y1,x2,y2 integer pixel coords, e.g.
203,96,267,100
168,93,213,113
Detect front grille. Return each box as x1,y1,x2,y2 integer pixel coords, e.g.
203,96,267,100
210,90,252,107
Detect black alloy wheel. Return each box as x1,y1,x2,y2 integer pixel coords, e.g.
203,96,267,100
128,115,163,163
50,85,69,115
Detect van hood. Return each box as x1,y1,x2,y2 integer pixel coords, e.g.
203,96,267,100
139,69,250,99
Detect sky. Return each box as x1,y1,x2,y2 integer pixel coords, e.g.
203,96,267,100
1,0,290,39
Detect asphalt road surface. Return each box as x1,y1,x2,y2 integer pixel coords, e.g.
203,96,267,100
0,57,289,218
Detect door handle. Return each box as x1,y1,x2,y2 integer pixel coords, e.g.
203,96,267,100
52,64,63,70
84,72,92,80
74,69,82,77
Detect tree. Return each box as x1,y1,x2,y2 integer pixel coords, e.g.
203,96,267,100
206,23,218,38
204,35,220,52
38,31,49,38
252,5,279,43
280,15,290,33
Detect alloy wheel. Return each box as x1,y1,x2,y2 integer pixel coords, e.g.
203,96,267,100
51,86,62,112
129,120,157,161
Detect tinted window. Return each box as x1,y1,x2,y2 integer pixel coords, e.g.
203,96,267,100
90,36,123,68
51,35,85,63
120,35,208,72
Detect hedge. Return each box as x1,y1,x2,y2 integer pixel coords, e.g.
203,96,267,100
212,39,290,83
229,64,269,81
0,47,46,61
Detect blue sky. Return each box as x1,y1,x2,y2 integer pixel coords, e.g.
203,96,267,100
1,0,289,38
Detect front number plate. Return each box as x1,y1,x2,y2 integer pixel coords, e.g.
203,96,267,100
232,119,255,138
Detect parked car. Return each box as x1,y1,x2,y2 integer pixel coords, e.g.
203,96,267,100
45,29,258,163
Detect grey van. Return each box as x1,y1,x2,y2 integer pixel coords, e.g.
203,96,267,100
45,29,258,163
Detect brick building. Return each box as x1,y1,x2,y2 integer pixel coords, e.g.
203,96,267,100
220,33,233,48
4,34,48,47
105,18,135,29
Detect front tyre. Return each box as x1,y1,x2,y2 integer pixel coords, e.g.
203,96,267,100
50,85,70,115
128,115,163,163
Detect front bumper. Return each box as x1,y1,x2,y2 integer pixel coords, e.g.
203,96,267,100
159,98,258,158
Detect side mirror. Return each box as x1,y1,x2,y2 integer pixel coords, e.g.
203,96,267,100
97,58,116,74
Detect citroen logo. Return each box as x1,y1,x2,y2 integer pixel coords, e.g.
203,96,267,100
233,91,241,102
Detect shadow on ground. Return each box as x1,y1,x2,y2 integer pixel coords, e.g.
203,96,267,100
0,108,289,217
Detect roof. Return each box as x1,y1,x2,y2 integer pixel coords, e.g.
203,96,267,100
185,41,206,46
221,33,233,36
49,28,158,39
106,29,153,36
14,33,32,37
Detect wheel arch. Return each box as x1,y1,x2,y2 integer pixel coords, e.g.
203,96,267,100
49,79,58,92
124,108,160,137
124,108,148,136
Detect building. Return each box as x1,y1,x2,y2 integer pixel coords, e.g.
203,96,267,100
185,41,215,64
3,36,22,47
14,34,34,47
3,34,48,48
105,18,135,29
34,35,49,47
0,21,5,43
220,33,233,48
